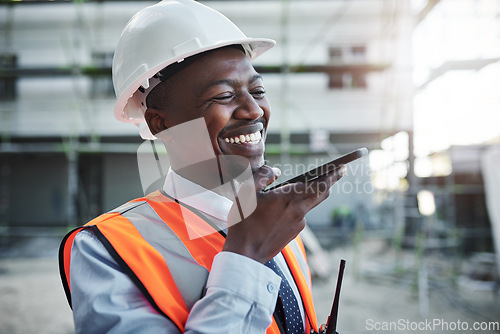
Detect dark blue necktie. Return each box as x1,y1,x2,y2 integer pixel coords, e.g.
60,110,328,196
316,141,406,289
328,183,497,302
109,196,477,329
265,258,304,334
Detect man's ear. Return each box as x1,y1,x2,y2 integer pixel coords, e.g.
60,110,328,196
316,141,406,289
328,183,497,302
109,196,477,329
144,108,168,135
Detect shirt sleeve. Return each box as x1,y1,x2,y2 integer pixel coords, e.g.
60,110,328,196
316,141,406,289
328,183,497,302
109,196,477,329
185,251,281,333
70,229,281,334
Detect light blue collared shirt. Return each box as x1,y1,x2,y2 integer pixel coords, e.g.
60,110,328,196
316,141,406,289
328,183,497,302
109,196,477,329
70,168,304,333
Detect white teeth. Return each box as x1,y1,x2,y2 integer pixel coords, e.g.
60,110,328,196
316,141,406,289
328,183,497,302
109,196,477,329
223,130,262,145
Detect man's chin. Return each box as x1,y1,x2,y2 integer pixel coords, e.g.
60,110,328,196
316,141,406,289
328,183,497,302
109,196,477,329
217,153,263,174
218,139,265,165
249,159,266,173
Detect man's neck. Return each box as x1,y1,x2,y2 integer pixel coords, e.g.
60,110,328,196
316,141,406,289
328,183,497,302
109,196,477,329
172,155,253,200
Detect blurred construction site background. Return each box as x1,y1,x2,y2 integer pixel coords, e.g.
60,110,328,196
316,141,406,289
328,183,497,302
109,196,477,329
0,0,499,333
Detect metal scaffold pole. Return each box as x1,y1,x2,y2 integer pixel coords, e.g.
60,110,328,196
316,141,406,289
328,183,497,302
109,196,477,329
280,0,290,167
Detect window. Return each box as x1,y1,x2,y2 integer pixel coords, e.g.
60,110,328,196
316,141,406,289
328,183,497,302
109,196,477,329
327,45,367,89
0,53,17,100
90,51,114,98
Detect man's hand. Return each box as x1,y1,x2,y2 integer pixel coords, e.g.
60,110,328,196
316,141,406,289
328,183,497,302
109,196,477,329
223,165,346,263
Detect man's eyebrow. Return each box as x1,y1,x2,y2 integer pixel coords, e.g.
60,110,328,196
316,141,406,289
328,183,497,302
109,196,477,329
250,74,263,83
202,74,264,92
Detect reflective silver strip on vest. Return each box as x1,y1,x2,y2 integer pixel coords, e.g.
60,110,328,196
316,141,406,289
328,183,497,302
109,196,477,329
120,202,209,310
289,239,311,289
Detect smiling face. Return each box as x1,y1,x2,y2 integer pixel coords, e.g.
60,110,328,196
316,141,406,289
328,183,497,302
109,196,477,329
145,46,271,172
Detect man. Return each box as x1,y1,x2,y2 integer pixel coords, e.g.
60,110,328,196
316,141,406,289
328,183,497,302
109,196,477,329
59,1,346,333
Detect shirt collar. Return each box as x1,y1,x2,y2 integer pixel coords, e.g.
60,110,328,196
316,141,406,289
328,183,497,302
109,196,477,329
162,167,234,222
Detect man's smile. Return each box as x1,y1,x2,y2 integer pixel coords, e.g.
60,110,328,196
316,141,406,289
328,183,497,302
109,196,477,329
219,121,265,147
218,122,266,162
223,129,262,145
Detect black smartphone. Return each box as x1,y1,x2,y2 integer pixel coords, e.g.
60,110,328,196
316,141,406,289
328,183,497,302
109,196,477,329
266,147,368,191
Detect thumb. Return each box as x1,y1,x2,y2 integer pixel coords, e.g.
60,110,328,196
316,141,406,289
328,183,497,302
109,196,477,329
253,165,281,192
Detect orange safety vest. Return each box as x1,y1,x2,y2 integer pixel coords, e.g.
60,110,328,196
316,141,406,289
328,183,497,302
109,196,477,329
59,190,318,333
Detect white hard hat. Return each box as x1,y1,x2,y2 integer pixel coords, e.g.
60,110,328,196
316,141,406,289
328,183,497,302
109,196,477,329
112,0,275,128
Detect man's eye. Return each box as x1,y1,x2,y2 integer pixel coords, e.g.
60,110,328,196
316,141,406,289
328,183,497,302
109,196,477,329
212,94,233,101
252,90,266,99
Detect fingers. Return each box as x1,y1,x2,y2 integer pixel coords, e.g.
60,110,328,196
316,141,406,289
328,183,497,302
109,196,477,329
253,165,281,191
315,165,347,192
312,165,347,201
287,166,347,216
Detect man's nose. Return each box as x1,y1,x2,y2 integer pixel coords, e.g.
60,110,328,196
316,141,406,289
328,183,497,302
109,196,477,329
233,93,264,120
